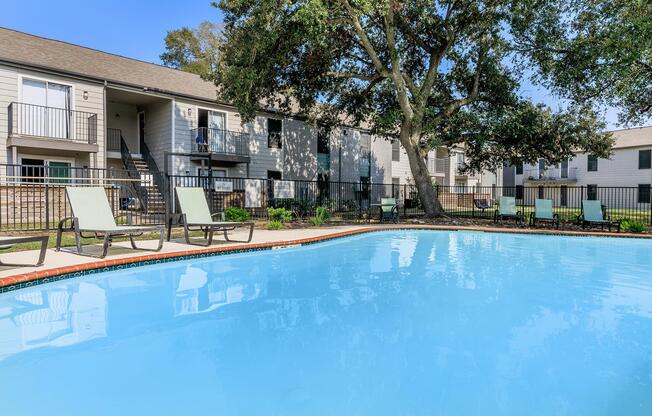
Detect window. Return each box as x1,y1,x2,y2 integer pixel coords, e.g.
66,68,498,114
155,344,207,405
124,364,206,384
639,150,651,170
360,134,371,178
21,78,72,139
538,186,544,199
198,168,227,177
21,158,71,184
267,170,282,180
515,185,524,200
560,186,568,207
317,128,330,154
392,140,400,162
638,184,651,203
587,184,598,200
454,180,466,194
515,163,523,175
267,118,282,148
561,160,569,178
20,158,45,183
587,155,598,172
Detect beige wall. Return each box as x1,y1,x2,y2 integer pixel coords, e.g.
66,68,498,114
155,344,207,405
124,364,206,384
106,101,139,153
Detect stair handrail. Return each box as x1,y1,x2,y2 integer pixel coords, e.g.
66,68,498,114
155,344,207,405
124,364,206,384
141,140,166,207
120,136,148,210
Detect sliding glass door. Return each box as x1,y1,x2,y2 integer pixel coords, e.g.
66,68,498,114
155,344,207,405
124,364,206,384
21,79,71,139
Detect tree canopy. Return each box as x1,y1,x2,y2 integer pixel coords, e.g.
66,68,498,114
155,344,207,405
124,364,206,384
160,21,221,78
163,0,623,216
512,0,651,126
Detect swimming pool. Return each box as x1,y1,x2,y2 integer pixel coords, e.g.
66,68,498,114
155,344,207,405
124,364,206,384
1,229,651,415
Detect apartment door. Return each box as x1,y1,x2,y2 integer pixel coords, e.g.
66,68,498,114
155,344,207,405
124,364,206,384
538,159,546,179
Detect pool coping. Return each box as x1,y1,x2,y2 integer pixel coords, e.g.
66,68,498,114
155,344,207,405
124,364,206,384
1,224,651,293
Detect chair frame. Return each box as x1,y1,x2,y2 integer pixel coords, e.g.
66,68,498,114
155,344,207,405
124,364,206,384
529,200,560,229
579,203,621,232
378,199,400,224
494,198,524,224
168,189,255,246
0,235,49,267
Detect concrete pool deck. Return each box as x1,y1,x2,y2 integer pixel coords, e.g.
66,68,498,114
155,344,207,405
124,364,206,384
1,224,651,292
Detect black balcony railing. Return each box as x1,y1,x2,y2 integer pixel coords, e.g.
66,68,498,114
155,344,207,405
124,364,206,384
190,127,249,156
8,102,97,144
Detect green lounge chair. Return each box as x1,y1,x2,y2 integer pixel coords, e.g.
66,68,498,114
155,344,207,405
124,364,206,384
0,235,49,267
378,197,400,223
494,196,524,224
56,187,165,258
529,199,560,228
580,200,620,232
171,187,254,246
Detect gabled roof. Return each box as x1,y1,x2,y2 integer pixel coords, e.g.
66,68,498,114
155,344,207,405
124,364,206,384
0,27,221,102
611,126,652,149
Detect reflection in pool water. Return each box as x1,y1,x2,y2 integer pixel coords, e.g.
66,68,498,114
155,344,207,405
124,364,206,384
1,230,652,415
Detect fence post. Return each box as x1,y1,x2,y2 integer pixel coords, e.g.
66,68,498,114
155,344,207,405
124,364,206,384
45,182,49,230
471,187,475,217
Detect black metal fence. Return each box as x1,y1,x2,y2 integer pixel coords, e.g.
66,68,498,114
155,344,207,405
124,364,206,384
1,165,650,231
167,175,652,225
0,164,164,231
8,102,98,144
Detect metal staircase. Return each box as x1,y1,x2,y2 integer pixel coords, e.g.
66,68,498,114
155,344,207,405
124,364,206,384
118,133,165,214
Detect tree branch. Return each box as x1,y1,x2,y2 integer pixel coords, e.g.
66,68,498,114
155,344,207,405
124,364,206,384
443,46,484,117
382,0,414,120
325,71,380,81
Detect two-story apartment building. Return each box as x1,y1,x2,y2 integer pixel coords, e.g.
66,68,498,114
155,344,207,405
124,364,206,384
0,27,491,203
503,126,652,207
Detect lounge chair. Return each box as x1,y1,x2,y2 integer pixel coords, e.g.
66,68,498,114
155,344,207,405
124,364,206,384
0,235,49,267
579,200,620,232
171,187,254,246
377,197,400,223
56,187,165,258
529,199,560,228
494,196,524,224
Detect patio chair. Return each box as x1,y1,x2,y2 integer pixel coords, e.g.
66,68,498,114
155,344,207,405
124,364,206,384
529,199,560,228
377,197,400,224
579,200,620,232
171,187,254,246
56,187,165,258
474,198,491,214
0,235,49,267
494,196,524,224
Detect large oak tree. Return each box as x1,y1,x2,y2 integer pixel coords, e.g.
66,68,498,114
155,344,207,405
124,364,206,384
183,0,616,216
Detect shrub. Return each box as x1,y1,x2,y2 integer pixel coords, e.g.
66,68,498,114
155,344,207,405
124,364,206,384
621,219,647,233
310,206,331,226
267,207,293,223
266,220,283,230
224,207,251,222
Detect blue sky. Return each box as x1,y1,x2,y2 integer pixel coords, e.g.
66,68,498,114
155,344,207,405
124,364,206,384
1,0,625,128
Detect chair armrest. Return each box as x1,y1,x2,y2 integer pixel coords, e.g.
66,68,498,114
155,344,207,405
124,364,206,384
553,213,560,219
57,216,75,230
212,212,226,222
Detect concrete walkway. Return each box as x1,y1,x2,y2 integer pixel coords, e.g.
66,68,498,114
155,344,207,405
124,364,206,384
0,226,365,279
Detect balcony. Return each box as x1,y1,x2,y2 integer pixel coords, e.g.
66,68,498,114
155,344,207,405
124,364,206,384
190,127,250,164
524,167,577,182
427,157,450,175
8,102,98,151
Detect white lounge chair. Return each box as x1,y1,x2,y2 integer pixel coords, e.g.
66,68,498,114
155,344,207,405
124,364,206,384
0,235,49,266
56,187,165,258
170,187,254,246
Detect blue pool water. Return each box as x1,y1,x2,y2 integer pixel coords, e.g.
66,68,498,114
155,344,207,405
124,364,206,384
1,230,652,415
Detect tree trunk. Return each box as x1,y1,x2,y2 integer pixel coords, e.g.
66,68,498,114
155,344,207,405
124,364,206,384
401,132,446,218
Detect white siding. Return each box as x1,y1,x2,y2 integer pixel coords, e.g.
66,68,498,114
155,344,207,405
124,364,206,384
143,100,172,172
